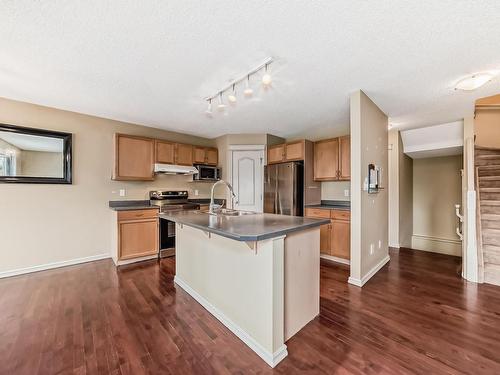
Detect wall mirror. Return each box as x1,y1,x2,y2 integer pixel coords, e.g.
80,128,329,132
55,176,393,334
0,123,72,184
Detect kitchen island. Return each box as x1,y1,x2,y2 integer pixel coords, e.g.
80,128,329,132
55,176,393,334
159,210,329,367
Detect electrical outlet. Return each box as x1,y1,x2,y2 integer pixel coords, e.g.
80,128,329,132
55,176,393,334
119,189,126,197
378,240,382,249
370,244,374,255
344,189,349,197
194,189,199,196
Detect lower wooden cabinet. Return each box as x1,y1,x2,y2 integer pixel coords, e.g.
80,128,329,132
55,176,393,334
113,209,159,263
305,207,350,260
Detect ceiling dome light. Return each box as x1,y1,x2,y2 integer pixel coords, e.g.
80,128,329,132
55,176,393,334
244,75,253,97
217,92,226,111
262,64,272,86
455,73,495,91
228,84,237,104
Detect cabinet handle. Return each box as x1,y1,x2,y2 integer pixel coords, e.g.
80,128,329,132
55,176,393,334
135,213,145,217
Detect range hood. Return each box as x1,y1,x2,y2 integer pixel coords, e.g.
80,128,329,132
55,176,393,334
154,163,199,175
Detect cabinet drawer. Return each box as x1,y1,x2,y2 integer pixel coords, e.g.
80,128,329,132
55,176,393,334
331,210,350,220
118,209,158,221
305,208,331,219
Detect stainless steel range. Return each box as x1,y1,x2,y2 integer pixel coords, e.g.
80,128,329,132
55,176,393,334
150,190,200,258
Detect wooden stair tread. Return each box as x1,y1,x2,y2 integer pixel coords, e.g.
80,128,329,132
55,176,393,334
480,188,500,192
483,228,500,234
481,200,500,206
482,213,500,221
484,244,500,252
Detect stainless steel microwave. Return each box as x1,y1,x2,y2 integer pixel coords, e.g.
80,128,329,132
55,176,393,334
193,164,221,181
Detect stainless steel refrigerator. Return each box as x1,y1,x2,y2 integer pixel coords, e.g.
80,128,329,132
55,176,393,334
264,162,304,216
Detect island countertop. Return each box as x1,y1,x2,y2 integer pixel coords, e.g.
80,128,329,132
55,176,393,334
159,211,330,242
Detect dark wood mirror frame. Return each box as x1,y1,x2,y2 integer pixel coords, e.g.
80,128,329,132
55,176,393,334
0,123,72,184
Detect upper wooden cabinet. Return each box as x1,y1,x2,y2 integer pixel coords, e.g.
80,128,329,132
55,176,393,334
267,140,305,164
193,146,218,165
313,135,350,181
155,141,193,166
114,134,155,181
314,138,339,180
338,136,350,180
175,143,194,166
268,144,286,164
155,140,175,164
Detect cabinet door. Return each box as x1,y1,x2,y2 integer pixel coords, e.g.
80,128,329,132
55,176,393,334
314,138,339,181
193,146,206,164
118,219,158,260
320,223,331,255
285,141,305,161
155,140,175,164
330,219,350,260
339,136,350,180
175,143,193,166
114,134,154,180
206,148,218,165
268,144,285,164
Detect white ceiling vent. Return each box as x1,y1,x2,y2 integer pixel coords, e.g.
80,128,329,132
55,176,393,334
401,121,464,159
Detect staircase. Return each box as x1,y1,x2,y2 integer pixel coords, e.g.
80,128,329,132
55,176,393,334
476,146,500,286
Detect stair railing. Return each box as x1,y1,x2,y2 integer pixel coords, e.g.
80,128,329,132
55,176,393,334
455,204,463,240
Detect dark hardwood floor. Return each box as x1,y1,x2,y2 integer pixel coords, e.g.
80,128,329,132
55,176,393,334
1,248,500,374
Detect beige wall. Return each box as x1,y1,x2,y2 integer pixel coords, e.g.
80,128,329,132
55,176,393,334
475,109,500,148
412,155,462,256
21,150,63,177
350,90,389,285
0,97,218,275
399,134,413,248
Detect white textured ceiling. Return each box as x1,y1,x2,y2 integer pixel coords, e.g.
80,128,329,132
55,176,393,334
1,1,500,139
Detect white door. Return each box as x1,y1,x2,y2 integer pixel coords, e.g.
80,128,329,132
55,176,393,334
231,149,264,212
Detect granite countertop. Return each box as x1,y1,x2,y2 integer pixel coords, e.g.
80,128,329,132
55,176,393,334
159,211,330,242
109,200,159,211
306,200,351,211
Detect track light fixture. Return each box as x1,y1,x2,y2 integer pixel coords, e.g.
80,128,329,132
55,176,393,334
204,57,274,116
217,92,226,111
262,63,272,86
228,84,237,103
244,75,253,97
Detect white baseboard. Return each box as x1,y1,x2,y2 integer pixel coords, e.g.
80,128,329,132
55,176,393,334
320,254,350,265
348,255,390,287
411,234,462,257
174,275,288,368
0,253,111,279
114,254,158,266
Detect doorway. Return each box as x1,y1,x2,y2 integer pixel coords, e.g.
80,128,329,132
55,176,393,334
229,145,265,212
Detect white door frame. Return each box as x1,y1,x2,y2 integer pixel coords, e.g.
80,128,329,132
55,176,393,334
227,144,266,210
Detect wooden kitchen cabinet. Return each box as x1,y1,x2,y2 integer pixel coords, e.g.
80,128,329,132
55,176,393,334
175,143,194,165
267,140,305,164
313,136,350,181
114,134,155,181
193,146,218,165
268,144,286,164
330,218,350,259
155,140,175,164
305,207,350,261
155,141,193,166
339,135,350,180
314,138,339,180
117,209,159,261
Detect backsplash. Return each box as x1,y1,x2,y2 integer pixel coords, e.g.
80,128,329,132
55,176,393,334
321,181,350,201
109,174,221,201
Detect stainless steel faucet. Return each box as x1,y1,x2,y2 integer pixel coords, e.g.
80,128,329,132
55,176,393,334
209,180,238,214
